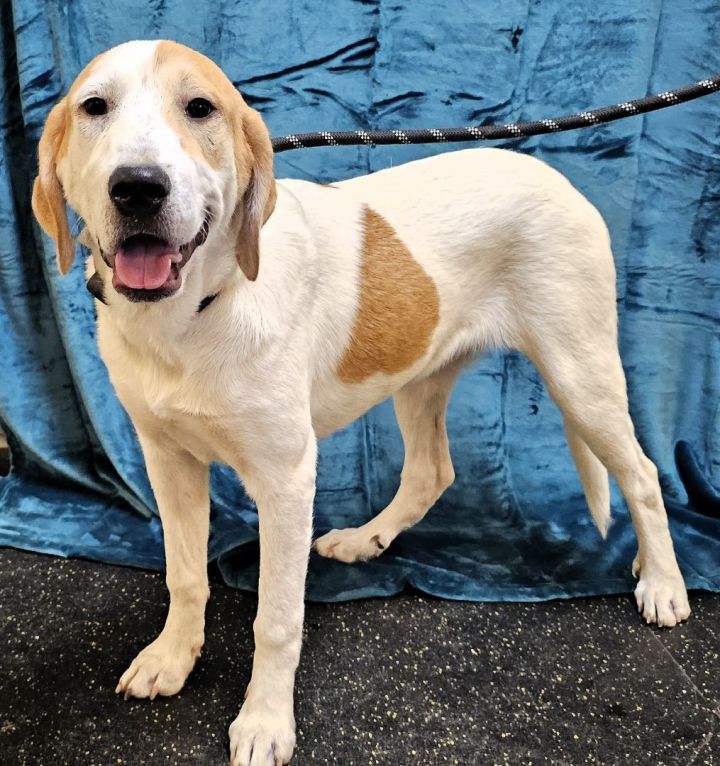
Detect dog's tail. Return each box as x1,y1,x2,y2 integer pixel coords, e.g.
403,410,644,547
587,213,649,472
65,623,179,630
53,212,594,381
566,424,611,538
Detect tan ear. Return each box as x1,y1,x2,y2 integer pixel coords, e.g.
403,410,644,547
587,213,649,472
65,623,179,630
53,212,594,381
31,99,75,275
234,105,276,281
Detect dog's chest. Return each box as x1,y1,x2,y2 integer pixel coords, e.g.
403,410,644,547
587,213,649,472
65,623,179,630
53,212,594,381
145,368,220,419
128,364,241,463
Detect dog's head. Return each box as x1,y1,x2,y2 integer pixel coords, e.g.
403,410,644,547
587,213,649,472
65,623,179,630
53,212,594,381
32,40,275,302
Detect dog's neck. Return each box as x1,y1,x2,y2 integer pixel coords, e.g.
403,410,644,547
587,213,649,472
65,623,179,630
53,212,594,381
87,237,243,366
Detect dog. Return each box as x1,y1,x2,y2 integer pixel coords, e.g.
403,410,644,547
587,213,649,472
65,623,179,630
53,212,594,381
31,39,690,765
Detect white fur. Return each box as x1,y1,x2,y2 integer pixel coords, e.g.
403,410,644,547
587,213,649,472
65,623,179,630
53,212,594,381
50,41,690,766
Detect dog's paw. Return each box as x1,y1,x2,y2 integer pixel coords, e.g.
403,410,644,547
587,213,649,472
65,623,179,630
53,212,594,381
632,556,691,627
115,635,202,700
229,700,295,765
314,526,388,563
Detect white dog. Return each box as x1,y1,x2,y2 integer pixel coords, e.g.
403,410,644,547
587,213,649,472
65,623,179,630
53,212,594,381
32,40,690,765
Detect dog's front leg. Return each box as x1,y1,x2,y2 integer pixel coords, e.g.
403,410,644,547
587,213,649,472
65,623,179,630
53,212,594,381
116,434,209,699
229,427,316,766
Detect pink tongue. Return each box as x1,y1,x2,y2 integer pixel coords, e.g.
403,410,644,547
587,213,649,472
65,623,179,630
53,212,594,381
115,240,179,290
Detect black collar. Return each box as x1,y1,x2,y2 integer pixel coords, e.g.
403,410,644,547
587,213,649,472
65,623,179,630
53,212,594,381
197,293,219,313
86,272,107,305
86,272,218,315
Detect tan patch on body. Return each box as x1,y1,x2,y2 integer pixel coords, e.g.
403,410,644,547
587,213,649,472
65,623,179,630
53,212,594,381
337,206,440,383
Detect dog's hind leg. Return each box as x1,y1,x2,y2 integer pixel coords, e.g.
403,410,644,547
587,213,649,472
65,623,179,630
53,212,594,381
314,361,462,563
523,328,690,627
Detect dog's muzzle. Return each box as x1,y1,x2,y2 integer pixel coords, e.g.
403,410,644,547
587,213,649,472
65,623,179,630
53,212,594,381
104,214,211,303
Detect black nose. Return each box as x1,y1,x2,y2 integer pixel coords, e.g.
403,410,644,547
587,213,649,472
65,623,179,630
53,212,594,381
108,165,171,217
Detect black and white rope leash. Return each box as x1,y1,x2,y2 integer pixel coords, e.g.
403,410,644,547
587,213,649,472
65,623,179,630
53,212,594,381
270,75,720,153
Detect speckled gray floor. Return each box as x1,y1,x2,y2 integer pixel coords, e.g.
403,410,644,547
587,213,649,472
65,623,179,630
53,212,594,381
0,548,718,765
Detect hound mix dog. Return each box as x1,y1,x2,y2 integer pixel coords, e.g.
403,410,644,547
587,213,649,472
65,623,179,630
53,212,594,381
32,40,690,766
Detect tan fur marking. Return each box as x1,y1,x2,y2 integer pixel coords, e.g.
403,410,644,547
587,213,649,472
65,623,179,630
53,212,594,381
32,99,75,273
337,206,440,383
154,41,276,281
31,51,109,275
62,50,108,156
154,41,233,171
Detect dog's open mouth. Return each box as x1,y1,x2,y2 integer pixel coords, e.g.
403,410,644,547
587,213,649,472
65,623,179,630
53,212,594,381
111,216,211,302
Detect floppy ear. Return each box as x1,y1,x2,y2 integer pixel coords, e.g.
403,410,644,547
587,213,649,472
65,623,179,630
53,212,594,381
31,99,75,275
234,105,276,282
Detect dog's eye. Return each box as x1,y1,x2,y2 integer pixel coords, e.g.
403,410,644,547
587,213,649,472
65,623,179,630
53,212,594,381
186,98,215,119
82,97,108,116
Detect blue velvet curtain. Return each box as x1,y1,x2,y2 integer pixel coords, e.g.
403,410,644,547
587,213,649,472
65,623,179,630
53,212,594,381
1,0,718,601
